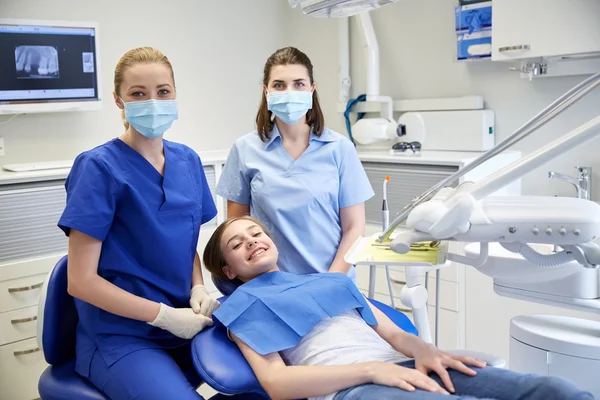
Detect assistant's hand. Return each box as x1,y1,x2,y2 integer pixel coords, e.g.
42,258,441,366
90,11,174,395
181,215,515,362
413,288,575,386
413,344,487,393
190,284,220,317
367,362,448,394
149,303,213,339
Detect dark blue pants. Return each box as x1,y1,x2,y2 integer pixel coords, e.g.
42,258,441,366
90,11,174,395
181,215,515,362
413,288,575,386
88,343,203,400
334,360,594,400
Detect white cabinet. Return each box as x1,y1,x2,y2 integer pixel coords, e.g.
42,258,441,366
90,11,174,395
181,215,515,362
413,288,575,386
0,175,68,400
492,0,600,61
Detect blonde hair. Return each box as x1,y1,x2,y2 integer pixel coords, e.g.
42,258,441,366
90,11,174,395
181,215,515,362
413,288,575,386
203,216,272,282
113,47,175,130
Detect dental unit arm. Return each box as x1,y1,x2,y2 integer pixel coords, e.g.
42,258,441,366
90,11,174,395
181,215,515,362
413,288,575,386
346,72,600,345
379,72,600,271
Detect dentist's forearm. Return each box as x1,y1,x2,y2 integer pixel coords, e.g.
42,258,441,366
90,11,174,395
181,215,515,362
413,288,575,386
265,363,373,400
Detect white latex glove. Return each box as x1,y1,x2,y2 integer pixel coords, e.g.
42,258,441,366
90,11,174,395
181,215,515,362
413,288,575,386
149,303,213,339
190,285,220,317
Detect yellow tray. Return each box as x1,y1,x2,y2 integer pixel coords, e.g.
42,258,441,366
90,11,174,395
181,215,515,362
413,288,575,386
345,233,449,268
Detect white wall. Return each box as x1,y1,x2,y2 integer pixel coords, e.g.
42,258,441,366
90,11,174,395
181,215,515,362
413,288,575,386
0,0,288,165
285,0,600,200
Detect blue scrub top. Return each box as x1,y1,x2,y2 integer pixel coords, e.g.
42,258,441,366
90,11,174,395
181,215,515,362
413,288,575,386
58,138,217,377
216,126,374,281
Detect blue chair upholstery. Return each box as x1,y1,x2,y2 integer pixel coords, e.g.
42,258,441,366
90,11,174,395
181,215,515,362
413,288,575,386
37,255,205,399
190,275,419,398
37,255,108,400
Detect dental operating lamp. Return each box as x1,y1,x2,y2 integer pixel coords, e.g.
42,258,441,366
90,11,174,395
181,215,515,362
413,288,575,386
288,0,399,18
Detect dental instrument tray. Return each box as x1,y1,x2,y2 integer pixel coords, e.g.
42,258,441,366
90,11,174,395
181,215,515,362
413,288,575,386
345,233,450,269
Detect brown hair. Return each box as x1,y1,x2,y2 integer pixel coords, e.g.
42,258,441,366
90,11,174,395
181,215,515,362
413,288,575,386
255,47,325,141
113,47,175,130
203,216,273,282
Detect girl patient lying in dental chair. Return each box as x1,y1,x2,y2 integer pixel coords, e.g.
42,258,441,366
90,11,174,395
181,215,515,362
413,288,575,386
203,216,593,400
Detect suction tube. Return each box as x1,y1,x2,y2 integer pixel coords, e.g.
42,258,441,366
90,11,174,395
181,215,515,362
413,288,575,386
501,242,575,268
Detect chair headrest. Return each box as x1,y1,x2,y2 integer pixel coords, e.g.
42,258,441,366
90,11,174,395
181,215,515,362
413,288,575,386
37,255,78,365
211,274,243,296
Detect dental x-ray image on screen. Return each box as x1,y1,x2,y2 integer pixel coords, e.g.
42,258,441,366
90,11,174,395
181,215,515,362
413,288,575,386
82,52,94,73
15,45,60,79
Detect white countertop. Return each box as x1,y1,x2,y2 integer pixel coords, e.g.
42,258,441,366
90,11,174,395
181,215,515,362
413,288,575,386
357,149,508,166
0,168,71,185
0,149,231,186
0,148,520,185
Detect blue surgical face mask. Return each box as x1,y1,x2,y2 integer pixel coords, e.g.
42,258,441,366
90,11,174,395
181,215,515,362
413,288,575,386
267,90,313,125
121,98,178,139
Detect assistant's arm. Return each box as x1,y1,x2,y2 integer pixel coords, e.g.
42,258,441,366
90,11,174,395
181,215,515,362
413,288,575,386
227,200,250,217
328,203,366,274
330,137,374,274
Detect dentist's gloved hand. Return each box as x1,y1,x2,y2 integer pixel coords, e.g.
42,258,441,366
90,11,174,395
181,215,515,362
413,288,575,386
149,303,213,339
190,284,220,317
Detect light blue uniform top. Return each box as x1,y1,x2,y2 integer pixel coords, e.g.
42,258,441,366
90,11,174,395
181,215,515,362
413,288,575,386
216,126,374,281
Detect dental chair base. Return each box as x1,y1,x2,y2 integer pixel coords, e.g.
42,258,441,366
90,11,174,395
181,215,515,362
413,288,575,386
510,315,600,398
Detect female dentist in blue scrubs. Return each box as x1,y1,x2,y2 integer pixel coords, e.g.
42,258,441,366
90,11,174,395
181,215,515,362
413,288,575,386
216,47,374,282
58,47,219,400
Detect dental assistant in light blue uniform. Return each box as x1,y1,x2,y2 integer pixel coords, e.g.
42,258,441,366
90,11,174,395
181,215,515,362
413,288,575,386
58,47,219,400
216,47,374,282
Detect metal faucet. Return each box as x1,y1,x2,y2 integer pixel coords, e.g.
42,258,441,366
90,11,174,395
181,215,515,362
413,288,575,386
548,166,592,200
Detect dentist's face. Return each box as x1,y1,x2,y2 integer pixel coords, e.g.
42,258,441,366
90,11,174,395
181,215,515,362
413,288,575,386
114,62,175,108
220,219,279,281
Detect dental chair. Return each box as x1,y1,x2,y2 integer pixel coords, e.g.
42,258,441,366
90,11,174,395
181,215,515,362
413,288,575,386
36,255,205,400
190,274,419,399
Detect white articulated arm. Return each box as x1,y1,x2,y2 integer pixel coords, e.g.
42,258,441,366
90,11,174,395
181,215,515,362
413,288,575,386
391,116,600,269
400,267,432,343
406,116,600,241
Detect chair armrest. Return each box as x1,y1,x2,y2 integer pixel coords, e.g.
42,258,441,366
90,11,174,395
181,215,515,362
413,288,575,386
191,323,268,397
367,298,419,336
446,349,506,369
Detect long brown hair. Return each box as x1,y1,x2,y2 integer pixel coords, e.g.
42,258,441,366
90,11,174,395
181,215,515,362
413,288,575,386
203,216,272,282
255,47,325,141
113,47,175,130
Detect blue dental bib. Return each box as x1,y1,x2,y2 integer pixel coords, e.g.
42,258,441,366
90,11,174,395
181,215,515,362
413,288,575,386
212,271,378,355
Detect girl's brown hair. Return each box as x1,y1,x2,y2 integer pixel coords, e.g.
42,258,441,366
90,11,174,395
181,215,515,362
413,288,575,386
113,47,175,130
255,47,325,141
203,216,272,282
